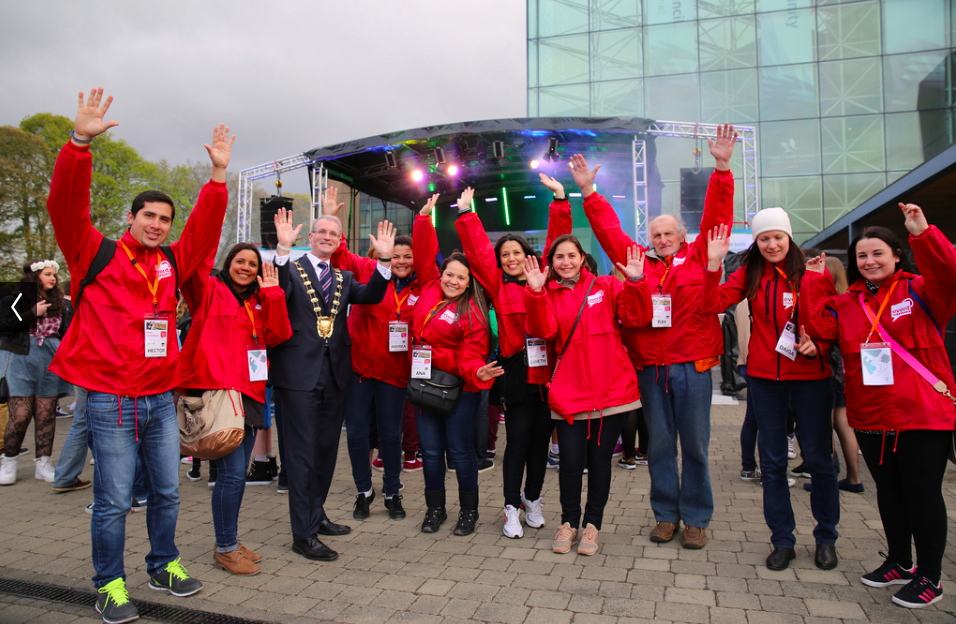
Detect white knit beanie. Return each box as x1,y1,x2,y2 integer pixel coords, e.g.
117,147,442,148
751,207,792,240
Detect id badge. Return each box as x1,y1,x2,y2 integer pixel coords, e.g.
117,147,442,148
526,337,548,368
144,316,169,358
860,342,894,386
388,321,409,352
247,349,269,382
774,321,798,361
652,294,672,328
411,347,432,379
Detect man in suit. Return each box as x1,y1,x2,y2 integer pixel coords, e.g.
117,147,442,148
270,208,392,561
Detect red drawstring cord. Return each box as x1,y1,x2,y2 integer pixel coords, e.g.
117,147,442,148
597,408,604,446
118,395,122,426
879,430,886,465
892,430,900,454
665,365,670,394
587,415,591,440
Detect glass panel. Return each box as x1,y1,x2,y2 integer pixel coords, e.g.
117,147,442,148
655,136,702,185
699,0,755,19
756,0,812,10
884,111,924,171
645,0,697,25
591,79,645,116
529,0,538,39
539,85,591,116
757,9,816,67
819,57,883,117
591,29,643,81
645,74,701,121
699,16,757,71
760,119,821,176
760,176,823,239
821,115,885,173
919,108,955,161
538,0,590,37
538,35,590,86
645,22,699,76
701,69,759,123
884,50,950,113
883,0,947,55
823,173,885,227
758,64,819,120
528,40,539,88
528,88,539,116
817,1,881,61
590,0,641,31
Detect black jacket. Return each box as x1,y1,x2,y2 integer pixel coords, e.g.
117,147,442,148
0,292,73,355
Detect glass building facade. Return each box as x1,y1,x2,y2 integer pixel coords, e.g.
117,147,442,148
527,0,956,242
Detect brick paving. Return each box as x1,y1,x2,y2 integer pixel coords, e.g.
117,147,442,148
1,400,955,623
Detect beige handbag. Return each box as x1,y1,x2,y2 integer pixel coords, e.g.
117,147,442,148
177,389,245,460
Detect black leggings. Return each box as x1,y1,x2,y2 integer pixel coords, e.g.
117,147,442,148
620,407,647,459
856,429,950,583
501,386,554,508
556,411,628,530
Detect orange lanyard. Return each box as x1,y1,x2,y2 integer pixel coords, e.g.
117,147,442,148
862,278,899,344
118,241,161,313
423,300,449,328
243,300,259,345
658,256,673,292
774,266,797,319
394,289,411,321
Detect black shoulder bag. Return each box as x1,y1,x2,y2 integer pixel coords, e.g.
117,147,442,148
546,277,597,389
406,301,464,416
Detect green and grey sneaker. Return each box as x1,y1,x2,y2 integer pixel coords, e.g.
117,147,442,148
96,578,139,624
147,558,203,597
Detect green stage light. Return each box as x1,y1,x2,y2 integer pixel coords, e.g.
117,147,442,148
502,187,510,226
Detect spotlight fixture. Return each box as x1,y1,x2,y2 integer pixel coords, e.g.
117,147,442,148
434,146,447,165
385,149,398,168
529,159,540,169
493,140,506,160
447,164,459,176
545,136,559,162
411,169,424,182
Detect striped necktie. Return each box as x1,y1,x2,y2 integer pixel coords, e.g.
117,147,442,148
317,261,332,304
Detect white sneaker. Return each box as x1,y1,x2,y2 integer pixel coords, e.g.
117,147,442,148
787,434,797,459
787,477,796,488
503,505,523,539
521,494,546,528
35,456,55,482
0,456,17,485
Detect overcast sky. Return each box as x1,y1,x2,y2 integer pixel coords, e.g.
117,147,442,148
1,1,527,194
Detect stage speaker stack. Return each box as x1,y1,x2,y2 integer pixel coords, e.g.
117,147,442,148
679,167,714,228
259,195,294,249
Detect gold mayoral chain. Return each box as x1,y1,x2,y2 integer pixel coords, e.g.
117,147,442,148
294,261,343,339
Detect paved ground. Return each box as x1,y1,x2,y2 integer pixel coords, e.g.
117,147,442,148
1,398,955,624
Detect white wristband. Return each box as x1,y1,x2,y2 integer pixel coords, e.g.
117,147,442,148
276,243,291,252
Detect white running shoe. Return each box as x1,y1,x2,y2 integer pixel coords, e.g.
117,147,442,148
521,494,546,528
787,434,797,459
503,505,523,539
34,456,55,482
0,456,17,485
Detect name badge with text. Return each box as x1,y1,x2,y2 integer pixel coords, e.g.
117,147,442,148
247,349,269,381
526,337,548,368
652,294,672,328
388,321,409,352
774,321,798,361
411,347,432,379
144,317,168,358
860,342,894,386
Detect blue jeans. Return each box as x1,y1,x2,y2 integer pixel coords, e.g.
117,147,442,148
740,373,758,472
53,387,90,488
213,426,257,552
416,390,480,493
639,363,714,528
132,450,150,503
344,375,404,497
86,391,181,588
748,377,839,547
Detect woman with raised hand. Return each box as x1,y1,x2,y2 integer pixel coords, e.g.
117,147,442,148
704,213,839,573
802,203,956,609
453,181,571,539
178,244,292,575
412,197,503,536
522,237,650,556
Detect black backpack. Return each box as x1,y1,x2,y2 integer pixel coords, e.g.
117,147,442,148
73,238,178,309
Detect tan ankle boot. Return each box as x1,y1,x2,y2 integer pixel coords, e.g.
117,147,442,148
215,549,260,575
237,542,262,563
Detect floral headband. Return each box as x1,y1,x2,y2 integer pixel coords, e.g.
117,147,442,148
29,260,59,273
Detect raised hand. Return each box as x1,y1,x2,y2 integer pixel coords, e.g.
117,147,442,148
419,193,440,217
476,361,505,382
323,187,344,217
457,187,475,213
204,123,235,182
538,173,565,199
274,207,303,255
567,154,600,197
706,224,730,271
73,88,119,142
615,245,645,279
257,261,279,289
370,220,396,259
708,123,738,171
523,255,548,292
796,325,818,358
899,202,928,236
806,252,826,274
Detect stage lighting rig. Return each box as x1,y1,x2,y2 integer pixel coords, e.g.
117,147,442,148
545,136,560,162
385,148,398,168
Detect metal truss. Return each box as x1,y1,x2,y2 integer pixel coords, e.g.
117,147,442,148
311,164,328,223
631,137,649,247
236,153,317,243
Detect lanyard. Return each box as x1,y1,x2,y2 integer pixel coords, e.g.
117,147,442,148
658,256,673,293
423,299,450,328
394,289,411,321
118,240,161,313
243,300,259,345
861,278,900,344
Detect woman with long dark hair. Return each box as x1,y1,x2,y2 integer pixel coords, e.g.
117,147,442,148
454,182,571,539
0,259,73,485
802,204,956,609
178,243,291,574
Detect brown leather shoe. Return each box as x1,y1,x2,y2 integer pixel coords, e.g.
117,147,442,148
681,526,707,549
215,549,260,575
649,521,679,543
237,542,262,563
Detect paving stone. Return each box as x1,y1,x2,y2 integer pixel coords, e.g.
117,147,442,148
804,598,868,620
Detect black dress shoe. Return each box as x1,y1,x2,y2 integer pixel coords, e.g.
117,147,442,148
815,544,838,570
384,494,406,520
766,546,796,570
353,491,374,520
317,518,352,536
292,536,338,561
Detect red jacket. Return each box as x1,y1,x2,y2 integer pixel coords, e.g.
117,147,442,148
582,169,734,368
523,271,651,421
331,238,422,388
411,215,493,394
47,142,228,397
179,271,292,402
453,201,572,385
803,225,956,432
705,263,832,381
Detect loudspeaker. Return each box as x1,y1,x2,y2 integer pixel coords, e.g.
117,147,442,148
259,195,294,249
680,167,714,227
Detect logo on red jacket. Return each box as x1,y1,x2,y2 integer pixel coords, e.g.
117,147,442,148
891,298,914,321
587,291,604,307
156,260,172,280
439,309,458,324
782,292,794,309
408,294,419,306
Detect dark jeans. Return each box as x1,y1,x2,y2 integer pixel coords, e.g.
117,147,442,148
501,386,554,508
473,388,490,460
273,389,287,483
344,374,405,497
555,411,627,530
857,429,950,584
212,426,258,551
620,407,647,459
740,374,758,472
749,377,838,548
417,390,480,493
